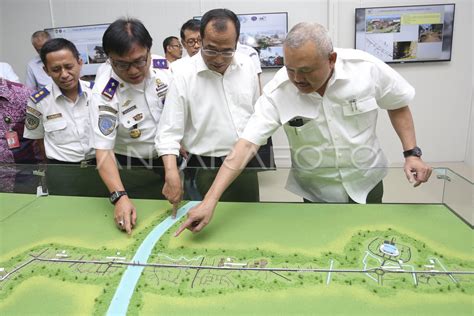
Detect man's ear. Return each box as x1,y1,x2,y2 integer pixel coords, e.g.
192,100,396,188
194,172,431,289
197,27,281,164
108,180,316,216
78,58,84,66
329,51,337,66
43,65,49,75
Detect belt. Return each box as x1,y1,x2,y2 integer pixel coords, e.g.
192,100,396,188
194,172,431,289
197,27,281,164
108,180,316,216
47,158,96,168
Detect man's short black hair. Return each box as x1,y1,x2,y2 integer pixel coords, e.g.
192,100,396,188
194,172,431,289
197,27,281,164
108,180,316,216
180,19,201,41
163,36,179,53
40,38,80,65
200,9,240,42
103,18,152,56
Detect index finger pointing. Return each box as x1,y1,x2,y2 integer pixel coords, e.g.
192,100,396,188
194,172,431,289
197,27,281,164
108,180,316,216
171,202,178,219
174,218,194,237
124,216,132,235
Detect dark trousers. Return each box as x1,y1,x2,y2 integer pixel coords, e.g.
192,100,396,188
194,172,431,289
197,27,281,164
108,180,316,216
184,155,260,202
45,159,108,197
304,181,384,204
114,154,165,200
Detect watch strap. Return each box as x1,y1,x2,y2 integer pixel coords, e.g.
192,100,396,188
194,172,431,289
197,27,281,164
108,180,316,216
110,190,127,205
403,146,422,158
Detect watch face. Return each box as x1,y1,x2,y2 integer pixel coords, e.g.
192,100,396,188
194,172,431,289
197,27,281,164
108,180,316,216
413,147,422,157
404,146,422,158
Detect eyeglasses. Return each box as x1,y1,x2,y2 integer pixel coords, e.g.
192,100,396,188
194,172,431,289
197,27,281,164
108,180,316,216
201,49,235,58
110,52,149,71
185,38,201,47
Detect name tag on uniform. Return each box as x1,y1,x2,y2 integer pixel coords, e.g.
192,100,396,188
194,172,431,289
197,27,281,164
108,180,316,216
6,130,20,149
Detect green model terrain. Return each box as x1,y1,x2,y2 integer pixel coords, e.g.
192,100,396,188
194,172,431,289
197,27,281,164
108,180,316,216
0,194,472,315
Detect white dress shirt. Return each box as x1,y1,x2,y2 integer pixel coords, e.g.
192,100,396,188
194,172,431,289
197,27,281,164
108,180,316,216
155,52,259,157
0,62,20,82
25,55,52,90
90,55,171,158
23,80,95,162
242,48,415,203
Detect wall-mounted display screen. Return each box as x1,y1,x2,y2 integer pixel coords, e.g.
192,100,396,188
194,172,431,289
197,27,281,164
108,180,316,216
45,23,110,76
195,12,288,68
355,4,455,63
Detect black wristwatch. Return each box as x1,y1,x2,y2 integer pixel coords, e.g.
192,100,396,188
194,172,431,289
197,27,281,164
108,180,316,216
109,191,128,205
403,146,422,158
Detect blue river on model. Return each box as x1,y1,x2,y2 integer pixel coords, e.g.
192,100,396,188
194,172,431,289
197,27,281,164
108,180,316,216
106,201,199,316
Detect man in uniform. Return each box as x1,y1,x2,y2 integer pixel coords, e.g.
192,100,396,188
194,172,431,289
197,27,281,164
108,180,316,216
23,38,103,196
25,30,53,90
156,9,263,215
175,22,432,236
90,18,171,234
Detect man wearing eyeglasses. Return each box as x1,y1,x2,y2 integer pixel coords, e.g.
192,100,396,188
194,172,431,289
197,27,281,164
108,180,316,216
156,8,263,216
90,18,171,234
163,36,183,64
180,19,202,58
170,19,202,74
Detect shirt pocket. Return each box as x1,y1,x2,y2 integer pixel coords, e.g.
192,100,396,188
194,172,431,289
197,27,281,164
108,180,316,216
341,97,379,138
43,118,73,145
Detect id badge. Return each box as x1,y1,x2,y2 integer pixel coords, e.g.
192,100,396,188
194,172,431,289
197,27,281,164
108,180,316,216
6,130,20,149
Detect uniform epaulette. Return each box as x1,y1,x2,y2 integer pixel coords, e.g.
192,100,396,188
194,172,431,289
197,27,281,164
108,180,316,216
153,58,168,69
29,87,50,104
101,78,119,100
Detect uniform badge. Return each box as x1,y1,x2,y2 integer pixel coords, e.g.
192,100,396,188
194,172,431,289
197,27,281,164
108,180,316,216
101,78,119,100
122,100,132,107
99,105,118,114
153,59,168,69
122,105,137,115
25,113,40,130
29,87,50,104
155,79,168,98
130,128,141,138
46,113,63,120
133,113,143,121
26,106,42,117
98,114,116,136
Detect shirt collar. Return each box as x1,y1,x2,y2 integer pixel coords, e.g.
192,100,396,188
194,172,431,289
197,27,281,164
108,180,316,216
332,49,349,81
111,67,152,92
195,51,241,75
34,55,42,64
51,80,86,100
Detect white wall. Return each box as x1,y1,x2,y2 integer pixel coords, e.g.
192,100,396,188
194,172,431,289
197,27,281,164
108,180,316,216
1,0,472,167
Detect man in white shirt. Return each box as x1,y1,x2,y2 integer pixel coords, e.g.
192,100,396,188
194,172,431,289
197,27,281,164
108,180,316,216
155,9,262,215
170,19,202,72
90,18,171,234
163,36,183,63
23,38,104,196
236,43,262,93
25,31,53,90
175,22,433,236
0,62,20,82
